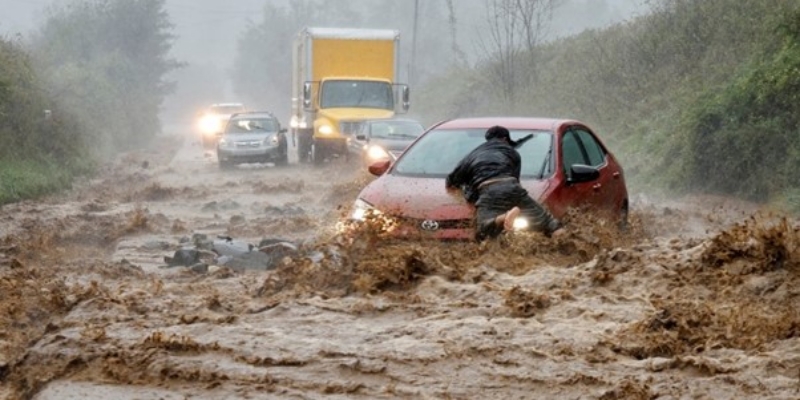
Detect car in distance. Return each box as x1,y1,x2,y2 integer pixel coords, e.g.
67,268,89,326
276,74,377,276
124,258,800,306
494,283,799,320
348,118,425,165
197,103,247,148
216,112,288,169
350,117,629,240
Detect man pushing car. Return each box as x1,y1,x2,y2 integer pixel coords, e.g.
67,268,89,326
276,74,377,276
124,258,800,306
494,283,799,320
446,125,565,241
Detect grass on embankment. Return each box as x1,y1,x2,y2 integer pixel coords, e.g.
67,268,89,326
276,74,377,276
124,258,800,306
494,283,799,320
0,157,91,205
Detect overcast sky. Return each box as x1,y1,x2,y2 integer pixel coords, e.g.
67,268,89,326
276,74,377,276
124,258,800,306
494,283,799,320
0,0,650,120
1,0,649,63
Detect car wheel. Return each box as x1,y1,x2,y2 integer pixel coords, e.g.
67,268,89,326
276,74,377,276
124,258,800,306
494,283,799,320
275,137,289,166
617,201,629,232
218,159,233,170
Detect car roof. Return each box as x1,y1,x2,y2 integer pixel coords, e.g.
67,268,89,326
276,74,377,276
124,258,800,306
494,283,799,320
230,111,276,119
211,103,245,107
433,117,581,131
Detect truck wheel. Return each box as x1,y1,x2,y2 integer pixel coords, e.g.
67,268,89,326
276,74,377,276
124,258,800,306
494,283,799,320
312,142,324,165
297,136,310,164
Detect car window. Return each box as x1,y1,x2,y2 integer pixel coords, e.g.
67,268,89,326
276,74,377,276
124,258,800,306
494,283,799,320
371,121,424,140
393,128,552,178
575,129,606,167
226,118,278,133
561,130,587,177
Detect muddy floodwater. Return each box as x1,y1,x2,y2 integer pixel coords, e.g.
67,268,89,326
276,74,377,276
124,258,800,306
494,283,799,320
1,131,799,399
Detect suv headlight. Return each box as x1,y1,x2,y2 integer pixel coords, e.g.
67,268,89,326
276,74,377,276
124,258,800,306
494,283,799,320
263,134,279,146
318,124,334,135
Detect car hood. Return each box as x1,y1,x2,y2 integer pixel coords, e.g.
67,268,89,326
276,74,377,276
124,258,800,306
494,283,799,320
359,175,550,220
368,138,415,152
221,132,275,141
319,108,395,122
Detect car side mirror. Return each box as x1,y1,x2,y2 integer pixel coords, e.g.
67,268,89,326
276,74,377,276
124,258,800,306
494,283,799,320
567,164,600,184
356,134,366,141
368,160,391,176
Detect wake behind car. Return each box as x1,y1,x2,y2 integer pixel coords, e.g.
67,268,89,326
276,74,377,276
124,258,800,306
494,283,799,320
348,118,425,165
197,103,247,148
350,117,629,240
217,112,288,169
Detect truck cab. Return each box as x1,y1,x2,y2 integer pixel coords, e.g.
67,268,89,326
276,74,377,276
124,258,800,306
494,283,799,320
290,28,410,165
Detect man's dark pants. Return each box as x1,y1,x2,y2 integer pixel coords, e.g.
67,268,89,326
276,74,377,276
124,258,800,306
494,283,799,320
474,181,558,241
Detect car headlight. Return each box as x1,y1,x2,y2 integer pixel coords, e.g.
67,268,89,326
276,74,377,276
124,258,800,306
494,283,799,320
366,145,390,160
351,198,375,221
264,134,279,145
512,217,529,231
318,124,334,135
218,138,231,148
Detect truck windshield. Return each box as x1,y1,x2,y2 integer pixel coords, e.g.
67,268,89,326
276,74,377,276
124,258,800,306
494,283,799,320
320,80,393,110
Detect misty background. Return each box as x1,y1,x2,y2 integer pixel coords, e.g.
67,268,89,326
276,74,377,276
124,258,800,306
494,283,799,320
0,0,648,124
1,0,798,210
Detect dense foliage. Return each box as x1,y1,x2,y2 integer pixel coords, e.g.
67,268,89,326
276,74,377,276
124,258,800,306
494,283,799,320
0,0,178,204
0,38,90,204
416,0,800,210
32,0,180,154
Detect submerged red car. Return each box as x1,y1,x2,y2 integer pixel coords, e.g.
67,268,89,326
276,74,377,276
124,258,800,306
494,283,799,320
350,117,629,240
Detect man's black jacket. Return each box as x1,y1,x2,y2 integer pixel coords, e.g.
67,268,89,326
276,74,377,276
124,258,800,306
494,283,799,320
446,139,520,204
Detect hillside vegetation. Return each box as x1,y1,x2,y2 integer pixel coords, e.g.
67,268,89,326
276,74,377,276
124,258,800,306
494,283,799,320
0,0,178,205
418,0,800,211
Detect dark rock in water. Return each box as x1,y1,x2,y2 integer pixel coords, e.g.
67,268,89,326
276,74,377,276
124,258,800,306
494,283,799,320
218,250,275,271
164,248,200,267
202,199,241,212
192,233,213,250
229,214,246,225
258,238,296,248
213,237,254,257
258,239,299,260
191,263,209,273
179,236,191,244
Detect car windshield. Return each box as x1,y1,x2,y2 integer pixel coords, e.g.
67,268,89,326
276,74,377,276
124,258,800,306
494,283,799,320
211,105,245,115
226,118,278,133
392,128,553,178
370,121,424,140
320,80,393,110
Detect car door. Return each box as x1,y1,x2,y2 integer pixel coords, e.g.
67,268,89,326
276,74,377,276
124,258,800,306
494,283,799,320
554,129,598,214
574,127,626,215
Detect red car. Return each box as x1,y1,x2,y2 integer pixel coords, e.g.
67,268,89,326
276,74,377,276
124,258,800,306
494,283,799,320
350,117,629,240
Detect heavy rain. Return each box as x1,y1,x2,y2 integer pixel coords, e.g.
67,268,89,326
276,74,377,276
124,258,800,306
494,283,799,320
1,0,799,399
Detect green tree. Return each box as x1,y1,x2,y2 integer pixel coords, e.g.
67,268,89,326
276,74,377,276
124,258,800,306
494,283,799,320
32,0,181,155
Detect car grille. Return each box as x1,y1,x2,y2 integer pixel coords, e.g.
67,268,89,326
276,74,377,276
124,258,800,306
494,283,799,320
393,216,473,231
235,141,261,148
339,121,364,136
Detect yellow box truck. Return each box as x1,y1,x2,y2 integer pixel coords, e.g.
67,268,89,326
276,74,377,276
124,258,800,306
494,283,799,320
290,27,410,165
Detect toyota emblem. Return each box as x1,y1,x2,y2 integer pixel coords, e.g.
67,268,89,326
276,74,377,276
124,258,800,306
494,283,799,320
420,219,440,231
